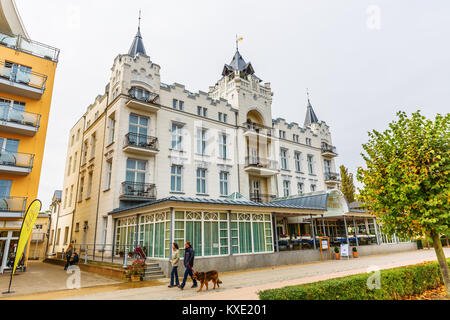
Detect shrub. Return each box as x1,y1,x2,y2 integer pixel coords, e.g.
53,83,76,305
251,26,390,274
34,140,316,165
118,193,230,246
258,259,449,300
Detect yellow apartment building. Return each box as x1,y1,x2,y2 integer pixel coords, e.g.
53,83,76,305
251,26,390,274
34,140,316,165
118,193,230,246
0,0,59,273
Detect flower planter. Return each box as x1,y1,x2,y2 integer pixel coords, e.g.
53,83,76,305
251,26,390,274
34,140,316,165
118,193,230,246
335,253,340,260
352,252,358,258
130,274,142,282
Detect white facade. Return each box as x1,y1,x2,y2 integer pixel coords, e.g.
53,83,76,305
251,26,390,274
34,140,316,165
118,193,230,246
51,28,339,253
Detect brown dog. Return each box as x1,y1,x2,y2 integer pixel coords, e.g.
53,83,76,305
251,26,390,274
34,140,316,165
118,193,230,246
193,270,222,292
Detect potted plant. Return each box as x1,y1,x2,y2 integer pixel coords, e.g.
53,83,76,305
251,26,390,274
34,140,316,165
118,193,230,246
128,251,134,258
352,247,358,258
119,250,124,258
127,260,146,282
334,246,340,260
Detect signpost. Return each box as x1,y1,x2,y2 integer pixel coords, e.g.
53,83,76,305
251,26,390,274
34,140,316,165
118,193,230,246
340,243,350,260
319,236,331,261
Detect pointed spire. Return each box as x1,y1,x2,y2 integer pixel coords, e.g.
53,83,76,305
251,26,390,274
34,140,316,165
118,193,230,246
222,37,255,77
128,10,147,57
304,89,319,127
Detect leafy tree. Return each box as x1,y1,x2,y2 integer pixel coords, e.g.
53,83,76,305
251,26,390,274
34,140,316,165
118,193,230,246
357,111,450,296
339,165,356,203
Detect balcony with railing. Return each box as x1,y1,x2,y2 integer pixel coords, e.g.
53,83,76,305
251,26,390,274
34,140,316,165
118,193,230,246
120,182,157,201
242,121,274,141
0,149,34,175
0,60,47,99
321,144,338,157
0,103,40,136
244,156,279,176
0,196,27,217
126,87,160,112
249,193,276,203
123,133,159,156
0,32,60,62
324,172,340,184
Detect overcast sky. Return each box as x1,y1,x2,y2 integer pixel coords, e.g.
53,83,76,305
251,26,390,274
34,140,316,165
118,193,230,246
15,0,450,210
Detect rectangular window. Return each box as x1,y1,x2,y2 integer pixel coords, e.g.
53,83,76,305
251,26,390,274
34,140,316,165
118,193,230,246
196,128,207,155
171,123,183,151
297,182,303,195
63,188,68,209
90,133,96,159
324,159,331,174
76,129,80,141
82,140,88,164
73,152,77,173
306,137,312,146
126,159,146,183
307,155,314,174
218,112,222,122
283,180,290,197
293,134,299,142
56,228,61,245
67,157,72,176
78,177,84,200
171,165,182,192
294,152,301,172
63,227,69,245
219,134,227,159
223,114,227,123
69,185,74,206
197,106,207,117
196,168,207,194
279,130,286,139
105,160,112,190
219,171,229,196
86,172,93,199
231,213,273,254
280,148,288,170
0,180,12,198
310,184,316,192
71,135,75,147
179,100,184,110
172,99,177,109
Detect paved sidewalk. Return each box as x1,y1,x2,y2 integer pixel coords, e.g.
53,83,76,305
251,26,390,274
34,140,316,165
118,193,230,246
0,261,121,298
54,248,448,300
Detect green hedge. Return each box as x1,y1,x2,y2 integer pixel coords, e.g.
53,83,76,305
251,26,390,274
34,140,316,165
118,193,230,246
259,259,450,300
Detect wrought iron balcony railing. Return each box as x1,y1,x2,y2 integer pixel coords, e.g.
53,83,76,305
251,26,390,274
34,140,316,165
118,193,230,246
0,196,27,214
0,103,41,128
0,32,60,62
0,60,47,91
121,181,157,199
324,172,340,181
125,133,159,151
129,87,160,104
0,149,34,169
242,120,274,137
249,193,276,203
321,144,337,154
245,156,278,170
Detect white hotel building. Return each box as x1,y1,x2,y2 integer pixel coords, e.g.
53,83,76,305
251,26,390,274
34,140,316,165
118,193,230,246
47,23,406,274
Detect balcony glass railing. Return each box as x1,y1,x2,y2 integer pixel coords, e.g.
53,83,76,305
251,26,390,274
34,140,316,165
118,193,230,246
0,196,27,213
125,133,159,151
0,148,34,169
0,32,60,62
0,60,47,91
324,172,340,181
0,103,41,128
121,181,156,199
245,156,278,170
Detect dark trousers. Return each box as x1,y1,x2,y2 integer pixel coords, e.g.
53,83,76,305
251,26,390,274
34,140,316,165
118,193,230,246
64,257,70,270
170,266,179,286
181,265,197,287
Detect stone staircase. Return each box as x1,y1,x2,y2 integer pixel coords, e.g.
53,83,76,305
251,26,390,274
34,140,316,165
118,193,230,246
143,261,165,280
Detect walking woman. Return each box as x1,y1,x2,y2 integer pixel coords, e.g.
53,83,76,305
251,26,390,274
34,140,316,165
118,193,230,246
168,242,180,288
64,242,73,270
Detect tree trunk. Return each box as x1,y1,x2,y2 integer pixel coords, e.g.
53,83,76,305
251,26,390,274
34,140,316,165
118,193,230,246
430,230,450,297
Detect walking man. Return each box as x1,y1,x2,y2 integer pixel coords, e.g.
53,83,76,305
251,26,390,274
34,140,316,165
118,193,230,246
179,241,197,290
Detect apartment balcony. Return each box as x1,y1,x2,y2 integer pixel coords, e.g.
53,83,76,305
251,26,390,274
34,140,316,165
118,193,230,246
0,196,27,218
31,232,46,242
249,193,276,203
242,121,273,141
244,156,279,177
321,144,338,157
126,91,160,113
0,149,34,175
0,32,60,62
0,60,47,99
123,133,159,156
120,181,157,201
0,104,40,136
324,172,341,184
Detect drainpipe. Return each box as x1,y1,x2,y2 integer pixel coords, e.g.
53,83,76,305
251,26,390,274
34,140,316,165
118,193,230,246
169,207,174,260
92,112,108,259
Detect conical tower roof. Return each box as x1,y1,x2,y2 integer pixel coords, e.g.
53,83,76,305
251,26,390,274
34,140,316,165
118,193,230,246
304,98,319,127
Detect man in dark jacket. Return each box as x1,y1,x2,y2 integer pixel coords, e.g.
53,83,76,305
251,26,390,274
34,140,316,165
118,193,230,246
179,241,197,289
